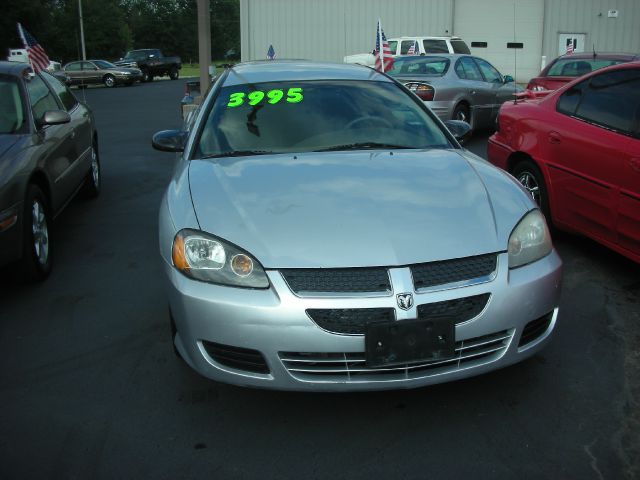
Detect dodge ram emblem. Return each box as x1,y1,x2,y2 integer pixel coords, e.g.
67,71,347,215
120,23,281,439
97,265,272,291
396,293,414,310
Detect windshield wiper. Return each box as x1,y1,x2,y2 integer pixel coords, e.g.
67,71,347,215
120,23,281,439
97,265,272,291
313,142,415,152
202,150,274,159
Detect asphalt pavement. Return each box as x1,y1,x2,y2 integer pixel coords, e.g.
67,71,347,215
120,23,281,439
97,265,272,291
0,78,638,479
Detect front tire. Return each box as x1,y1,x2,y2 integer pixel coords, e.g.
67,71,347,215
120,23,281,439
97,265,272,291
103,74,116,88
512,159,550,219
169,67,179,80
82,141,101,198
452,103,471,124
20,185,52,282
142,70,153,82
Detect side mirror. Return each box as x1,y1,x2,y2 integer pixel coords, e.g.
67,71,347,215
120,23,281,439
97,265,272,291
39,110,71,126
152,130,187,152
444,120,472,144
503,75,514,83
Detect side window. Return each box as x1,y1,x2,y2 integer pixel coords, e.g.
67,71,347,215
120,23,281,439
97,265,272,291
455,57,483,81
81,62,96,71
400,40,418,54
556,82,584,116
422,39,449,53
451,40,471,54
473,58,502,83
65,62,82,72
25,74,60,121
41,71,78,111
387,41,398,55
573,69,640,136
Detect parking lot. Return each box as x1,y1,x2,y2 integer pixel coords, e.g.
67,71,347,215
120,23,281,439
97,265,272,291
0,78,638,479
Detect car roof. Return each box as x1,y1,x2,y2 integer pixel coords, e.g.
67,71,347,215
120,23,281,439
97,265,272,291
0,61,33,77
550,52,640,62
394,54,469,60
389,36,464,41
223,60,393,86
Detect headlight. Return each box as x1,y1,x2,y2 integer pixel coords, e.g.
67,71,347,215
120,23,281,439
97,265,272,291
508,210,552,268
172,229,269,288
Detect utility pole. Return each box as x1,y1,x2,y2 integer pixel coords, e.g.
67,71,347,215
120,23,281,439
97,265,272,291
197,0,211,95
78,0,86,60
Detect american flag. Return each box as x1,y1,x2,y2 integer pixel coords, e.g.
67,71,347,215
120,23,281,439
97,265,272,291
407,40,418,55
374,19,394,72
267,44,276,60
17,23,50,73
566,39,574,54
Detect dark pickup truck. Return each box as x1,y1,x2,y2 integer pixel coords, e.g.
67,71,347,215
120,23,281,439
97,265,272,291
114,49,181,82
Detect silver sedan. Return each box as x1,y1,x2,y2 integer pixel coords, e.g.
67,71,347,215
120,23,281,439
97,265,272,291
387,54,522,129
152,60,561,391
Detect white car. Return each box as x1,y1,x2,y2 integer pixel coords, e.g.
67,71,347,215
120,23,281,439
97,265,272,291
344,36,470,66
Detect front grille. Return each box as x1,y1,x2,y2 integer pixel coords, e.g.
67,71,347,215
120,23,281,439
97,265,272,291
202,341,270,374
308,294,490,335
411,254,497,290
281,267,391,294
306,308,395,334
279,329,513,382
418,293,490,323
519,312,554,347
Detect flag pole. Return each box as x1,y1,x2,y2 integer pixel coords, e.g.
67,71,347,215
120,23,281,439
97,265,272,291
378,18,384,72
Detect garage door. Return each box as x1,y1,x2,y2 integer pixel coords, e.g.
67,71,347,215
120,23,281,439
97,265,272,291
453,0,544,83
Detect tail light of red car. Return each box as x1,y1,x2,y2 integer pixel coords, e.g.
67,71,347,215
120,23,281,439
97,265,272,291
404,82,435,101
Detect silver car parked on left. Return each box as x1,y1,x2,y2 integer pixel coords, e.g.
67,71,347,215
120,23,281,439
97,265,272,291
0,61,100,281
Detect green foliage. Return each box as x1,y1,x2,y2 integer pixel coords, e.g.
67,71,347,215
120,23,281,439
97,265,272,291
1,0,239,64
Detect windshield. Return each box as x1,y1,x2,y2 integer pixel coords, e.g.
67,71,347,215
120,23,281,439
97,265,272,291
196,80,452,158
547,58,626,77
387,57,450,76
0,78,26,134
124,51,152,61
94,60,117,69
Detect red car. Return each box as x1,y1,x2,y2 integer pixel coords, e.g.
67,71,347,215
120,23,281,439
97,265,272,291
526,52,639,91
487,62,640,263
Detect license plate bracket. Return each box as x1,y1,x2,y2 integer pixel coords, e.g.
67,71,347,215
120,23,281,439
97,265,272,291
365,317,455,368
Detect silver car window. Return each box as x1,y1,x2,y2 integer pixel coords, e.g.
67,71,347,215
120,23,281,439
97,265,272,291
0,77,26,134
196,80,451,157
25,74,60,121
455,57,483,81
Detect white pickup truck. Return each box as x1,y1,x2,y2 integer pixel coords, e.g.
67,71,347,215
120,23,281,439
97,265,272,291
344,36,470,66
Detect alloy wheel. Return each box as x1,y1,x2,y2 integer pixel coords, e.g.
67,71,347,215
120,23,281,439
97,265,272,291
31,199,49,266
517,171,541,205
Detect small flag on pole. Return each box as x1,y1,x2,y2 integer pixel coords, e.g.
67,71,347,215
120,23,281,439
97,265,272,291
374,19,394,72
267,44,276,60
16,23,50,73
407,40,418,55
566,39,574,54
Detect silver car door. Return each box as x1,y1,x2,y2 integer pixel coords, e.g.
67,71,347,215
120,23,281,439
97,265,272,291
472,57,512,123
454,57,493,126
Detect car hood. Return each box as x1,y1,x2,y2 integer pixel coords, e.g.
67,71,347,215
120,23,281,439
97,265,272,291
188,149,531,268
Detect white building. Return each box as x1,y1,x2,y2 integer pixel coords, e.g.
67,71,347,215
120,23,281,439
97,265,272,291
240,0,640,82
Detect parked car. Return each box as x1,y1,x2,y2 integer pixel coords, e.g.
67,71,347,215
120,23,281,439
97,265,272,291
63,60,142,88
488,61,640,264
387,54,521,129
114,49,181,82
152,60,562,392
526,52,640,91
0,61,100,281
344,36,470,67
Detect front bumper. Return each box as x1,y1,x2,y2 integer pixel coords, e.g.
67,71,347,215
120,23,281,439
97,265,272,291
165,251,562,391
